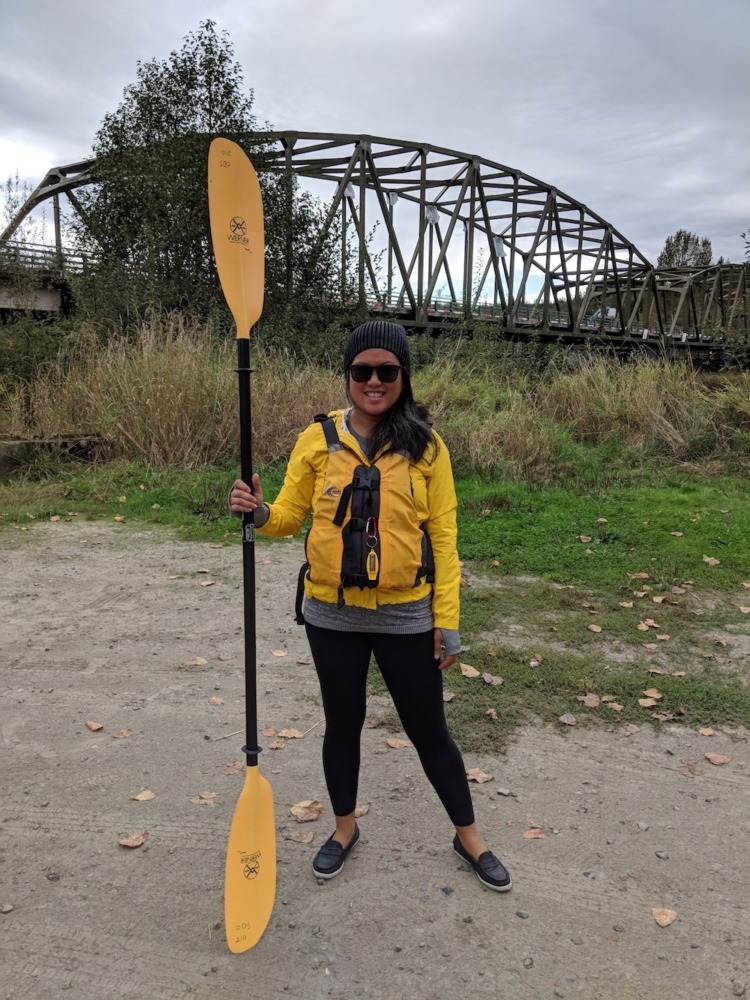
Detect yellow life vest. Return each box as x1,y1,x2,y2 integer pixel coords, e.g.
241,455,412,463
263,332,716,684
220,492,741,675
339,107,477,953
296,415,434,617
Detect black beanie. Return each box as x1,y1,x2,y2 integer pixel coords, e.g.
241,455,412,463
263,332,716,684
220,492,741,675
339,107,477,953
343,321,411,376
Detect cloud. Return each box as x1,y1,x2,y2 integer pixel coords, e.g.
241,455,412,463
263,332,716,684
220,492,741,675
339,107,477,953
1,0,749,261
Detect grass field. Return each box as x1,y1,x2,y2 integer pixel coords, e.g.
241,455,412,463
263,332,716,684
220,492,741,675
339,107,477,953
3,459,748,750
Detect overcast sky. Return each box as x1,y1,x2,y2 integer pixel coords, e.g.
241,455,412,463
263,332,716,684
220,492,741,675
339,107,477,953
1,0,748,263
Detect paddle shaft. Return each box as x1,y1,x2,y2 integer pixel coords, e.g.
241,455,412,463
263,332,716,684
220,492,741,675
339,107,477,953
236,337,259,766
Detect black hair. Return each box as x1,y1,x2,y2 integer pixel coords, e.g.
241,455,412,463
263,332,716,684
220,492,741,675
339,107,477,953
346,371,437,463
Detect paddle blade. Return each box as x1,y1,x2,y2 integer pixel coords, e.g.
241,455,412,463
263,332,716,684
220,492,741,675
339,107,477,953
208,138,265,337
225,766,276,953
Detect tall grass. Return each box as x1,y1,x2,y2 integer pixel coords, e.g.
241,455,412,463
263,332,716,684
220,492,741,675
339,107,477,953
2,315,749,479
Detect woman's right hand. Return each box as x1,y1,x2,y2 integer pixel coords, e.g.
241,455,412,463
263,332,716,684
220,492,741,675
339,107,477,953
229,475,263,514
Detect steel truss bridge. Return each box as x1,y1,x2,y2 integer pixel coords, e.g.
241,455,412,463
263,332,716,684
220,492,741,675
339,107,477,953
1,132,747,361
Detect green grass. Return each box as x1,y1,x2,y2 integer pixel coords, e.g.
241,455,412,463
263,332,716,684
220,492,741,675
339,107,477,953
3,458,749,749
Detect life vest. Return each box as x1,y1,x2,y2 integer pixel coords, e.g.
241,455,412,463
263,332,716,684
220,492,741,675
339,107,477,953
295,414,434,622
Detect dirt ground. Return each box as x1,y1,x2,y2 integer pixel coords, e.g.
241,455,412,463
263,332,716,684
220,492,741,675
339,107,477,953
1,521,748,1000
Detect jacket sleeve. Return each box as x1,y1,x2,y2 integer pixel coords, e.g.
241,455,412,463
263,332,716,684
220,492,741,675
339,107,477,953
257,424,320,538
423,434,461,631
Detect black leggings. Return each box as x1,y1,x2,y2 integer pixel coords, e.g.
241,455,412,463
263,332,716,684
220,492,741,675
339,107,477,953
305,623,475,828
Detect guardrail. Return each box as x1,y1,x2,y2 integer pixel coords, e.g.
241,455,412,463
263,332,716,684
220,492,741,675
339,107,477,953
0,240,93,274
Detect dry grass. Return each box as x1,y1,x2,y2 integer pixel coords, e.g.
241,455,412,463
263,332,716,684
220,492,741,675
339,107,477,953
2,319,749,475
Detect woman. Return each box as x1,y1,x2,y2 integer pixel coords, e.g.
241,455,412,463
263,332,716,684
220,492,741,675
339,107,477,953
229,320,511,891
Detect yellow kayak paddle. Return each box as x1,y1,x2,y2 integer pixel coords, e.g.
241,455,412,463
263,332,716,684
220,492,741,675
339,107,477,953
208,137,276,953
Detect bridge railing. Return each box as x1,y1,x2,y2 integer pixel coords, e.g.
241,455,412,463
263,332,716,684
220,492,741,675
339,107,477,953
0,240,93,275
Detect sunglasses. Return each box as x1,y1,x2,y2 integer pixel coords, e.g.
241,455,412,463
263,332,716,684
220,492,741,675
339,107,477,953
348,363,404,383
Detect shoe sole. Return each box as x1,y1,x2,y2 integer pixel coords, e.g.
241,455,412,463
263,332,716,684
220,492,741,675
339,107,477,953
454,847,513,892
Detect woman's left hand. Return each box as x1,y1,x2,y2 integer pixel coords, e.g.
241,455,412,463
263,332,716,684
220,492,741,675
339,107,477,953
434,628,457,671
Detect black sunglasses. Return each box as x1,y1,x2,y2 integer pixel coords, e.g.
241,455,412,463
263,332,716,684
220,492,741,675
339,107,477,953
348,363,404,383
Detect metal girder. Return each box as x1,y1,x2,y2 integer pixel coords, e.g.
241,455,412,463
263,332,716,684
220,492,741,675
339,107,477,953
2,132,747,352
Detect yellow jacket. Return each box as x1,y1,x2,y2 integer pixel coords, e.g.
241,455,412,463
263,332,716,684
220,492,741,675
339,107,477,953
258,409,461,630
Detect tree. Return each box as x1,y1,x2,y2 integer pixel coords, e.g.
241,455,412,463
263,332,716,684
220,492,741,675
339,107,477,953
70,21,341,325
657,229,713,268
741,228,750,261
70,21,265,319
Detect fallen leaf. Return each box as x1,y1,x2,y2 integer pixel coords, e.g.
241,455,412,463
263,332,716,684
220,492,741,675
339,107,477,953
460,662,480,678
268,739,285,750
297,656,313,664
197,567,210,574
460,575,469,587
739,607,750,614
210,543,224,549
670,531,684,537
639,698,658,707
221,760,244,774
704,753,731,766
354,802,371,817
698,727,714,737
200,580,215,587
259,558,272,565
217,654,232,661
644,619,660,628
579,535,592,543
713,637,729,646
117,496,127,503
486,647,497,656
741,582,750,589
277,728,304,739
672,671,686,677
286,830,314,844
588,624,602,633
600,694,616,702
291,799,325,822
272,649,288,657
619,601,634,608
111,729,133,739
643,642,658,649
191,791,217,806
490,559,500,567
167,575,179,580
681,760,703,777
637,623,650,631
647,667,666,675
363,717,382,728
633,590,648,598
652,907,677,928
652,595,666,604
466,767,494,783
522,828,545,839
485,708,498,720
652,710,675,722
183,657,208,667
209,697,224,705
558,713,577,726
261,725,276,737
119,829,148,849
597,517,608,523
656,635,670,641
643,688,663,698
604,702,624,712
443,691,456,702
386,738,412,749
113,515,125,523
151,503,161,510
130,789,155,802
138,483,146,490
577,693,601,708
85,721,103,732
702,555,720,567
50,515,61,522
624,723,641,734
482,672,503,686
631,572,651,580
671,586,687,594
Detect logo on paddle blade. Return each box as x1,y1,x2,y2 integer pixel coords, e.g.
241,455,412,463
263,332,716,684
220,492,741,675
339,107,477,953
228,217,249,245
241,850,261,879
